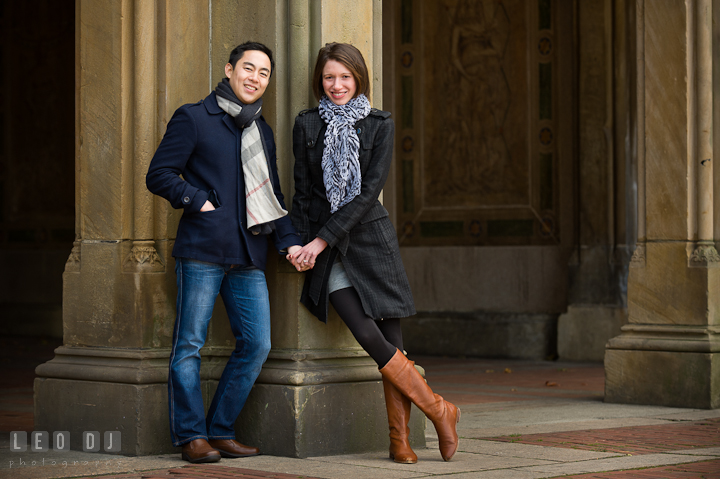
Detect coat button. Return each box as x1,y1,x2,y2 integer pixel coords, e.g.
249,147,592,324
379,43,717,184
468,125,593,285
183,196,190,203
307,140,314,147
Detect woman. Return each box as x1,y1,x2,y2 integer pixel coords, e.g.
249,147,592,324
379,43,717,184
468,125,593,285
287,43,460,464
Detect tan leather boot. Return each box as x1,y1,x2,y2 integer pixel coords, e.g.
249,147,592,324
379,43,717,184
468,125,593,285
380,349,460,461
383,376,418,464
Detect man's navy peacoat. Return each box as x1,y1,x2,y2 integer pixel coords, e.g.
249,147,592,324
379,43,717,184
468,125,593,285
147,92,300,270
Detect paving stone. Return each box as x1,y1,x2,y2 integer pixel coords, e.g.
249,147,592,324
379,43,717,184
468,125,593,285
459,438,619,461
553,458,720,478
487,418,720,455
219,455,426,479
308,448,556,474
416,471,542,479
672,446,720,456
520,453,717,476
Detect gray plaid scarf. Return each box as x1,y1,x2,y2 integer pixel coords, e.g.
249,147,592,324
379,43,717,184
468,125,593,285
319,94,371,213
215,80,287,235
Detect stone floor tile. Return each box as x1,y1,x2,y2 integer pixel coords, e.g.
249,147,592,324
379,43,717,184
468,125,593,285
554,459,720,478
458,438,619,461
672,446,720,456
0,453,181,479
650,410,720,422
486,417,720,455
413,469,550,479
519,453,717,476
307,448,556,475
221,454,426,479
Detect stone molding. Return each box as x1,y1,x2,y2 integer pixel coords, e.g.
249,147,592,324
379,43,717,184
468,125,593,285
35,346,171,384
629,242,646,268
606,324,720,353
689,243,720,268
206,348,386,386
65,240,81,272
35,346,391,387
122,240,165,272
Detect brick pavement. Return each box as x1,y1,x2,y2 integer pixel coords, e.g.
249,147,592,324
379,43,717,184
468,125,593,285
556,459,720,478
488,417,720,455
74,464,326,479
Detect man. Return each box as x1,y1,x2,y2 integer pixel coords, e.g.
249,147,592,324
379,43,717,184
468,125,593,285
147,41,302,463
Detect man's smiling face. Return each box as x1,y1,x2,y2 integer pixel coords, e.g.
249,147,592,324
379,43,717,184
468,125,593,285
224,49,271,104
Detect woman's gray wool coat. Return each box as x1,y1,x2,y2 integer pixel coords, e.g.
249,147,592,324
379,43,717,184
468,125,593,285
290,107,416,323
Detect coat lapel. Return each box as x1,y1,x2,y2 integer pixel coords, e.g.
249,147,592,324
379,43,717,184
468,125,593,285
204,92,238,134
222,114,236,134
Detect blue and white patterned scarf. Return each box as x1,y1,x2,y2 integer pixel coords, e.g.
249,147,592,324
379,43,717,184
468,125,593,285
319,94,371,213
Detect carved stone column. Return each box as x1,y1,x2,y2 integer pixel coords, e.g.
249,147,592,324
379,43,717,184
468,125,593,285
34,0,210,454
605,0,720,409
208,0,424,457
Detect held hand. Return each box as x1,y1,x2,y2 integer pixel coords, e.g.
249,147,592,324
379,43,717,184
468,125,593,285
293,237,328,268
285,245,311,272
200,200,216,212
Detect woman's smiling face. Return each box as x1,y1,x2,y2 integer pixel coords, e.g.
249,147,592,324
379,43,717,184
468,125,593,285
322,60,357,106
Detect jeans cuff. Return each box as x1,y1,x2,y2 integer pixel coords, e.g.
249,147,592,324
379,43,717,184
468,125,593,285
173,434,208,447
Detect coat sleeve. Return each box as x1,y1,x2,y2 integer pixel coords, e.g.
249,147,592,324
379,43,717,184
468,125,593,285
290,116,312,245
265,124,302,253
145,107,209,213
316,117,394,248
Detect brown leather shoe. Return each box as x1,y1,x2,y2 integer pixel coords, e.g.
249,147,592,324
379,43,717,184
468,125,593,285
207,439,260,458
181,438,221,463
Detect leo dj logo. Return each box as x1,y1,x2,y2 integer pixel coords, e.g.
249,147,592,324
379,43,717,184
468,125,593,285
10,431,121,452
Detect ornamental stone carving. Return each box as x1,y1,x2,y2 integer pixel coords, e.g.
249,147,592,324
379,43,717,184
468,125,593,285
630,243,646,268
689,243,720,267
65,240,81,272
123,241,165,272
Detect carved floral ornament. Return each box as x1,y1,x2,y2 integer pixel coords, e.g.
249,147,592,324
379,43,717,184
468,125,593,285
630,243,646,267
632,243,720,268
690,244,720,266
65,241,81,272
123,241,165,272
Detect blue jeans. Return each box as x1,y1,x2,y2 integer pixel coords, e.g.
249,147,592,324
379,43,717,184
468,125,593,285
168,258,271,447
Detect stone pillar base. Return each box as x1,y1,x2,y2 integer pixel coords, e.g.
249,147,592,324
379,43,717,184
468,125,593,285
558,306,627,361
35,347,426,456
232,349,426,458
605,325,720,409
34,346,174,455
34,378,171,454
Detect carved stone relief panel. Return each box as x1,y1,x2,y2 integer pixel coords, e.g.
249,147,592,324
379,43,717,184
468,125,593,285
396,0,562,246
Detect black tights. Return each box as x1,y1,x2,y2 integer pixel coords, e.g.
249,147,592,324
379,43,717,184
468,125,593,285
329,287,403,368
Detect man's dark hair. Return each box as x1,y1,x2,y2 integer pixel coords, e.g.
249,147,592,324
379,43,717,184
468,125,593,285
228,41,275,77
